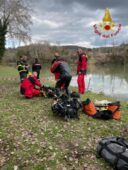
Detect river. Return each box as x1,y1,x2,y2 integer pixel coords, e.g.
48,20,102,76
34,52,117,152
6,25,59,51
70,64,128,101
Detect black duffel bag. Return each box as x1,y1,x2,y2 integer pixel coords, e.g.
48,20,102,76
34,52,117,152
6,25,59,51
93,110,113,120
97,137,128,170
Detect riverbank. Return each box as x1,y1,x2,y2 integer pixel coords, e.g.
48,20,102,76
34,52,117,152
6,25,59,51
0,66,128,170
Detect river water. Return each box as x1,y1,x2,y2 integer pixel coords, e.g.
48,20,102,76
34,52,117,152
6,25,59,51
70,64,128,101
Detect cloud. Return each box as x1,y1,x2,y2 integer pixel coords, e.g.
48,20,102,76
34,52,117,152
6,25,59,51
42,20,63,29
32,16,42,25
62,41,93,48
7,0,128,48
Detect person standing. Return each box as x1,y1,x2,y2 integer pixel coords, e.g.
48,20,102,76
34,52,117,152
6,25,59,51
77,48,87,94
32,58,42,79
17,56,28,82
23,55,30,75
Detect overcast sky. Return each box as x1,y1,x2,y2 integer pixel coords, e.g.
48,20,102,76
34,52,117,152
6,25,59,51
7,0,128,48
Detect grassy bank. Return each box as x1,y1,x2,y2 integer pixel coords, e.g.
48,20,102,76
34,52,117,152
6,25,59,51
0,66,128,170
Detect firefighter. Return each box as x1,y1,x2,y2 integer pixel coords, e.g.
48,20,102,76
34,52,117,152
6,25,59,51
51,59,72,95
51,52,61,81
51,52,65,90
32,58,42,79
20,72,42,99
77,48,87,94
17,56,29,82
23,55,29,74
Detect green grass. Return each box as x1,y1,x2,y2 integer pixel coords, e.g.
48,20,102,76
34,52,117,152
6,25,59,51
0,65,128,170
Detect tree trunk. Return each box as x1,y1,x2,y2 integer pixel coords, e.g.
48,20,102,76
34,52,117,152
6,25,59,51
0,19,8,62
0,32,6,62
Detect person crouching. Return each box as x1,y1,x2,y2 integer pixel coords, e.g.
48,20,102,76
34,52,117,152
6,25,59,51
51,59,72,96
51,52,65,90
20,72,42,99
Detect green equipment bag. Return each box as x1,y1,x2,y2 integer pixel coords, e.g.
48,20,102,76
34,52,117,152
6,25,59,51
97,137,128,170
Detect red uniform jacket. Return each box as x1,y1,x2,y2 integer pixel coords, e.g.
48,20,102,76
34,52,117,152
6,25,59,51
77,53,87,74
20,76,41,98
50,61,62,80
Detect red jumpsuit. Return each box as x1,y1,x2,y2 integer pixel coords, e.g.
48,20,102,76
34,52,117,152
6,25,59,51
77,53,87,94
50,61,65,90
20,76,41,98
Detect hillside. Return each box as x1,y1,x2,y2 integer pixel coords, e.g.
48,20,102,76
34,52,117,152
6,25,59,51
3,43,128,65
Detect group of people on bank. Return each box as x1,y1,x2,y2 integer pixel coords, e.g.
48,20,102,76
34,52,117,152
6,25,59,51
17,56,42,81
17,48,87,98
17,56,42,98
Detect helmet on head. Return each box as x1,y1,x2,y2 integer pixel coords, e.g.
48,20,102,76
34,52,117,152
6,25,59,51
28,72,32,76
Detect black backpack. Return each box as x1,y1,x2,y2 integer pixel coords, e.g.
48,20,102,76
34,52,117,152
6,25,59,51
97,137,128,170
51,93,81,120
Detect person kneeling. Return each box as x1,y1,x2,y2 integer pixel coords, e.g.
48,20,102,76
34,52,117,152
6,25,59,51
20,72,42,99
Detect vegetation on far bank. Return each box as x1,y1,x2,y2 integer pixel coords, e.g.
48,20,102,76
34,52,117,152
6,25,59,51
2,42,128,66
0,65,128,170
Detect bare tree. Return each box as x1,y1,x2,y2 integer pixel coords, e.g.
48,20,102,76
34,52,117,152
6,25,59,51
0,0,32,61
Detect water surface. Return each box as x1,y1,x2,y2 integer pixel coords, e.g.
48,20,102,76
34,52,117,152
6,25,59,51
70,64,128,101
